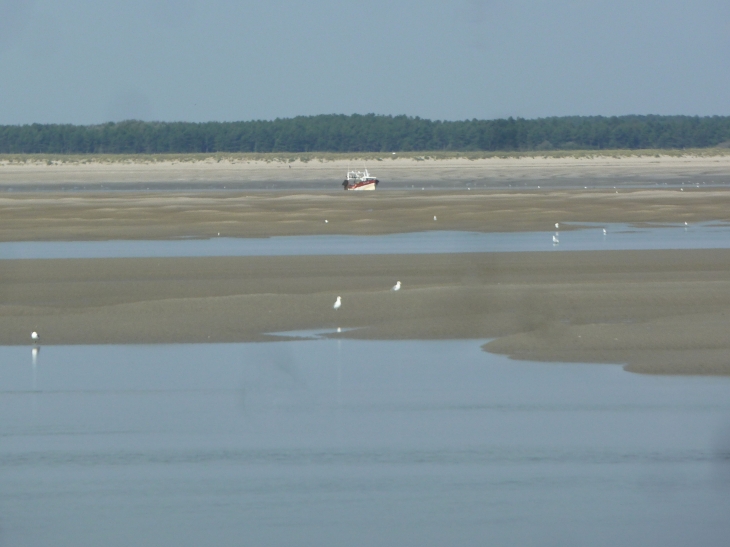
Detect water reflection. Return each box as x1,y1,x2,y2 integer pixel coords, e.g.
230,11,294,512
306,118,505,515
31,346,39,391
2,339,730,547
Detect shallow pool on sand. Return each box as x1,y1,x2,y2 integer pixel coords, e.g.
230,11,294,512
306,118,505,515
2,337,730,547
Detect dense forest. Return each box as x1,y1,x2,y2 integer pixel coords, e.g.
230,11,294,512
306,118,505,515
1,115,730,154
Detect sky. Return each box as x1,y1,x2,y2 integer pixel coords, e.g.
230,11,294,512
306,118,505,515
0,0,728,125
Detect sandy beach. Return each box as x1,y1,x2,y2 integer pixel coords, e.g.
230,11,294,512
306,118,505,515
2,152,730,189
3,154,730,375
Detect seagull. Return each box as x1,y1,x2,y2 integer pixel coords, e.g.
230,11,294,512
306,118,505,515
603,228,607,235
333,296,341,311
433,216,437,221
392,281,401,291
324,220,328,223
31,331,39,343
552,235,559,245
555,223,559,229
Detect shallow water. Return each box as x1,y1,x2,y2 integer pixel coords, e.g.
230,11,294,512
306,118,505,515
2,338,730,547
1,222,729,259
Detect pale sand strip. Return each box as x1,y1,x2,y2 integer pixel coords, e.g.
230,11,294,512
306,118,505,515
2,154,730,187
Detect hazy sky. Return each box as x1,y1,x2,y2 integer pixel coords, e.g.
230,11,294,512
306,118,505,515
1,0,728,124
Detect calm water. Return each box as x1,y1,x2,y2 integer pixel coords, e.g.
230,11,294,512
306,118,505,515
2,222,730,259
2,338,730,547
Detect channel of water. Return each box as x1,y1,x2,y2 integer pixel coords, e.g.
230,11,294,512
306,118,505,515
1,222,729,259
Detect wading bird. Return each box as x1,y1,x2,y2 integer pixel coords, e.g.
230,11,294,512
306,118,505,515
552,235,559,245
333,296,341,311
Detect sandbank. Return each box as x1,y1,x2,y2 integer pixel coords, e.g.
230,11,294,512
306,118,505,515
2,189,730,241
3,250,730,376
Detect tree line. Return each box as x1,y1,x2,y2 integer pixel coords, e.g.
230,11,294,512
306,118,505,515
1,114,729,154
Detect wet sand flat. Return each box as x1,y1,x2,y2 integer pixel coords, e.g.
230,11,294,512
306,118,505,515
4,249,730,375
2,189,730,241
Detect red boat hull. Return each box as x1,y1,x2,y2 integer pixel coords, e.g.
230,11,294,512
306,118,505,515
344,179,378,191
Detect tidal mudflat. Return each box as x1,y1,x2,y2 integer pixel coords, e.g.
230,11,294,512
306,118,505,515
2,338,730,547
2,189,730,241
3,244,730,374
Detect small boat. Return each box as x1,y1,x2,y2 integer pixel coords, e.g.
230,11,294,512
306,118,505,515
343,168,379,191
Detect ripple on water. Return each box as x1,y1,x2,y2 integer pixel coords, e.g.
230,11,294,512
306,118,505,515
2,337,730,546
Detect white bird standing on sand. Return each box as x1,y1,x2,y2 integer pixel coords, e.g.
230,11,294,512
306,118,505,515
333,296,341,311
31,331,39,343
552,234,559,245
392,281,401,291
555,223,559,229
433,216,437,221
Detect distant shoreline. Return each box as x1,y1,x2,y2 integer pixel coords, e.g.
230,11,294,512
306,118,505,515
2,148,730,164
2,150,730,189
